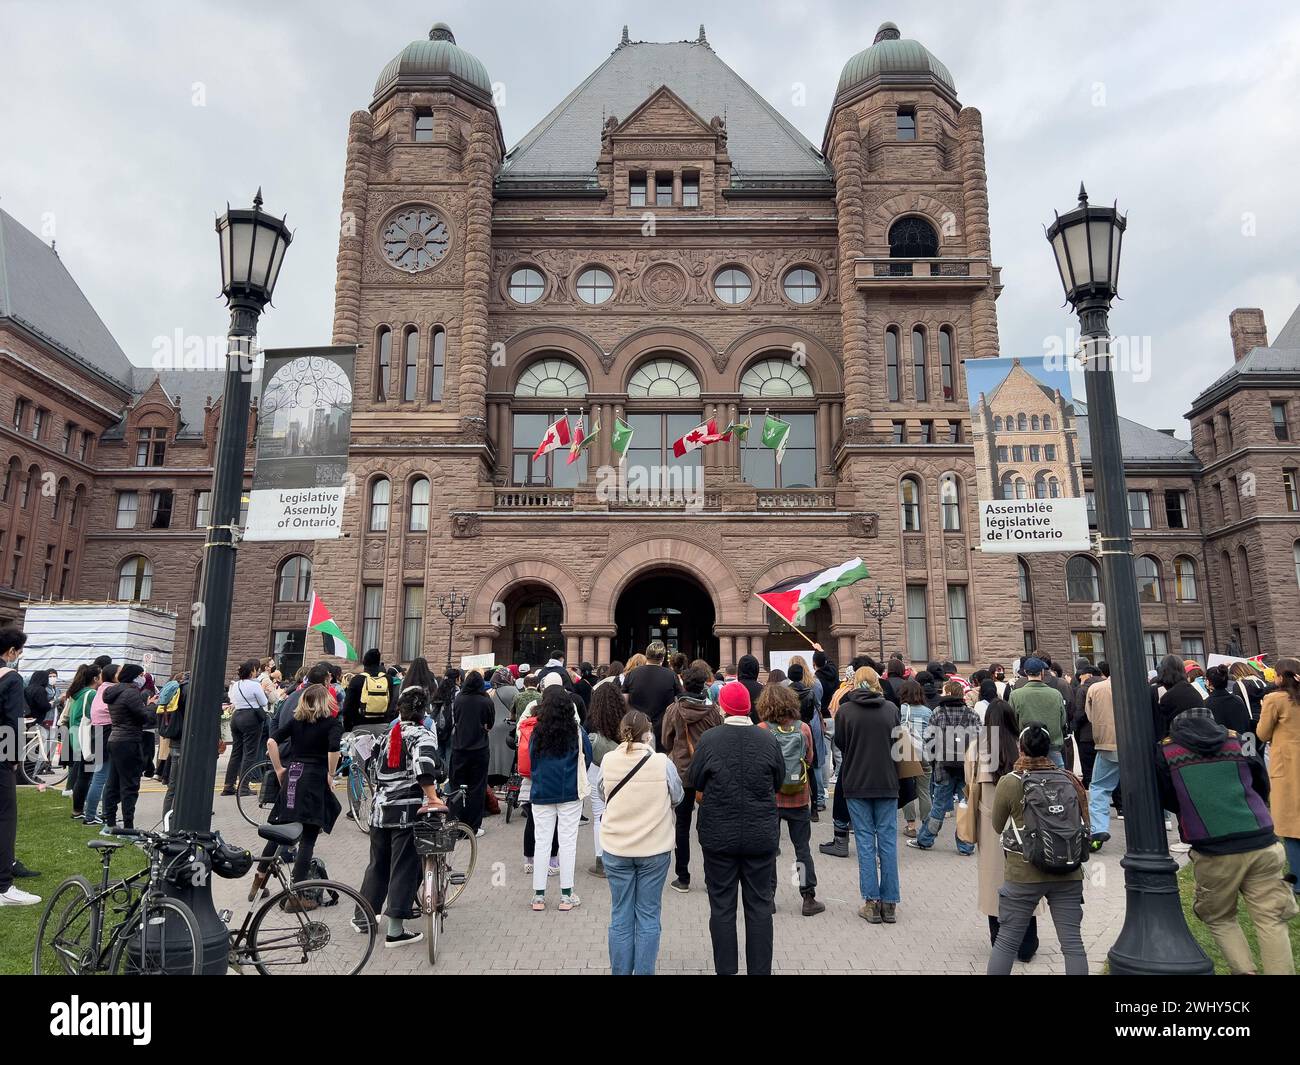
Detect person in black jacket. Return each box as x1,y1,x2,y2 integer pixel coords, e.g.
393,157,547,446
450,670,494,833
1153,654,1205,739
343,648,397,732
690,681,784,975
1069,661,1100,786
0,628,39,905
101,664,150,832
1205,665,1256,750
735,654,763,723
623,641,682,744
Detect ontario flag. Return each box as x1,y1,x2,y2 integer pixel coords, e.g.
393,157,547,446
532,417,571,462
672,418,720,458
308,593,358,661
755,558,871,626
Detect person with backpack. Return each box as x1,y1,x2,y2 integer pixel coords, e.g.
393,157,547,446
152,671,182,786
987,723,1090,975
513,679,558,877
487,668,518,792
449,670,494,836
221,659,269,797
599,708,683,974
786,661,826,817
756,683,825,917
659,660,723,892
910,680,979,856
64,664,101,818
343,648,397,733
897,677,933,839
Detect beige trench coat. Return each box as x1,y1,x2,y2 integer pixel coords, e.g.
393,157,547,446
1259,690,1300,838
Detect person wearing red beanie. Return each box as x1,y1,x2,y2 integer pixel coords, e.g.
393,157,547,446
718,680,751,717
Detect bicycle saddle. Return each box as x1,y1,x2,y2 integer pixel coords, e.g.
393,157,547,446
257,822,303,846
88,838,126,850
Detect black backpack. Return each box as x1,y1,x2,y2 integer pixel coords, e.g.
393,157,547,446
1001,769,1087,874
297,857,340,906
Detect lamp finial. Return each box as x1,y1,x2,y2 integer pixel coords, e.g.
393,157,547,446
1077,182,1088,206
254,187,264,208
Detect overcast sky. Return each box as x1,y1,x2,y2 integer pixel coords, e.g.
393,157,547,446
3,0,1299,433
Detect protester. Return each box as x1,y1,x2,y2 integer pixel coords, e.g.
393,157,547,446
1153,653,1205,739
897,677,932,838
0,628,37,906
527,686,592,911
487,668,517,791
221,658,269,797
756,683,824,916
402,657,437,700
1159,705,1297,973
152,670,182,785
735,653,763,721
1069,660,1100,786
659,660,723,892
1082,662,1121,852
910,680,978,856
343,648,397,732
600,709,683,974
449,670,494,835
622,640,682,748
1010,657,1068,767
101,664,150,833
82,663,118,827
987,724,1089,975
64,663,101,818
1204,665,1255,748
787,660,826,816
585,680,626,877
1257,657,1300,896
690,681,784,974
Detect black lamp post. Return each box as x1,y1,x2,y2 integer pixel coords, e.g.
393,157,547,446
1045,185,1210,974
862,586,895,664
436,588,469,671
170,189,291,973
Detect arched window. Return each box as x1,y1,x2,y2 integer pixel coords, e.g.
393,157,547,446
276,555,313,602
939,327,955,401
1034,472,1049,499
900,476,922,532
1015,478,1028,500
911,327,927,402
627,358,701,398
1238,546,1253,603
993,415,1003,431
69,485,85,528
369,477,391,532
0,457,18,504
429,326,446,402
1175,556,1198,602
1031,415,1040,430
1066,555,1100,602
53,477,69,521
1018,558,1032,604
1042,414,1053,430
885,328,901,402
999,471,1015,500
888,216,939,258
740,358,814,397
117,556,152,601
21,465,38,509
1294,541,1300,589
401,326,419,402
409,477,431,532
1221,552,1237,607
1017,413,1027,431
375,326,392,401
940,473,961,531
1135,555,1162,603
1049,477,1061,498
514,357,588,398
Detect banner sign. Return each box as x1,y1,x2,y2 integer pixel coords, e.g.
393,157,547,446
244,346,356,541
966,355,1090,554
460,653,496,673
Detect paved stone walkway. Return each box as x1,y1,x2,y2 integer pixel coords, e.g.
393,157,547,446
132,757,1140,975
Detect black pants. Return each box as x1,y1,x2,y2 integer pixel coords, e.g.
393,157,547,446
162,744,182,819
261,822,320,885
224,708,265,791
141,732,156,776
451,747,489,832
832,772,849,829
523,802,559,859
1077,741,1096,788
104,740,143,830
702,849,776,975
675,787,698,883
774,805,817,897
0,763,16,893
358,825,420,921
69,756,93,813
988,914,1039,962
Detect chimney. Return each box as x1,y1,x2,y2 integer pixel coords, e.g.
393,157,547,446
1229,308,1268,362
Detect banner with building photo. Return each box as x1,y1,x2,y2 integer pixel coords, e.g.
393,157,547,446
966,355,1090,553
244,346,356,541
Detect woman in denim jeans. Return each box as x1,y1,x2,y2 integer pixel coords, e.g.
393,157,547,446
598,709,683,975
897,678,932,838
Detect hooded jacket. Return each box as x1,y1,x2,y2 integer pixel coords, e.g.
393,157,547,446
690,719,784,855
450,672,494,752
104,681,151,742
832,689,902,800
736,655,764,723
1157,710,1274,856
1154,679,1205,739
659,691,723,781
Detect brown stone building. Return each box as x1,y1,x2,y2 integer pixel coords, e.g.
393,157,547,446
4,20,1300,677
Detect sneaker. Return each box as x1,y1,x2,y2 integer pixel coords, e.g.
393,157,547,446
523,861,534,875
580,815,590,825
384,930,424,949
547,858,559,877
60,789,73,797
82,816,103,827
858,900,882,924
531,896,546,911
801,896,826,917
669,878,690,893
905,838,931,851
349,916,370,934
557,894,581,911
0,886,41,906
588,857,606,878
219,788,236,797
904,825,918,838
881,902,897,924
11,861,40,879
99,825,117,837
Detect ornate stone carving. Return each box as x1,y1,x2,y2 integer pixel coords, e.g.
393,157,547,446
944,536,968,569
642,262,687,306
709,115,728,149
847,512,879,538
450,513,482,538
903,536,926,568
362,537,386,568
404,538,426,567
711,350,730,373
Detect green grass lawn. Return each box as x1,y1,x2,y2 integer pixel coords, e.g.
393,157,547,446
1,787,144,975
1178,862,1300,974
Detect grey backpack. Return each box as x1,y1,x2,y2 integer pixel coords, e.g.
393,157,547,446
1001,769,1087,874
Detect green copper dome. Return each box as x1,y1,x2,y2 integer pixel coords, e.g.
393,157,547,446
836,22,955,98
373,23,492,104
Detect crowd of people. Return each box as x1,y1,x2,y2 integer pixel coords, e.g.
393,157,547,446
2,625,1297,977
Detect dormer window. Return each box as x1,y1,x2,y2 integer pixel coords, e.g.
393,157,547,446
682,172,699,208
629,172,647,207
413,109,434,142
136,426,167,467
896,108,917,140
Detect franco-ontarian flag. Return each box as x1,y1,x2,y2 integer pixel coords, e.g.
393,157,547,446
308,593,358,661
755,558,870,626
610,417,634,465
761,414,791,464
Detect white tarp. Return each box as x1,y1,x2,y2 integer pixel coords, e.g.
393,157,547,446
20,602,179,679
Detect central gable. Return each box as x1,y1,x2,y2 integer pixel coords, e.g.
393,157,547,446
613,85,719,142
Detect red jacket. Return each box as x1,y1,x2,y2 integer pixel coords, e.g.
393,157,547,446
516,714,539,777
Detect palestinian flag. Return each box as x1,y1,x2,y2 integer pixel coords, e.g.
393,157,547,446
755,558,870,626
672,418,720,458
761,414,791,464
610,417,634,465
308,593,358,661
531,417,571,462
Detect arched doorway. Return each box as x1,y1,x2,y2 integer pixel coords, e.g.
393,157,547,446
495,583,564,665
613,570,717,665
766,601,832,659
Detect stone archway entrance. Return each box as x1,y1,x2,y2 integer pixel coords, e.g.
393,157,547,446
613,570,717,666
494,583,564,666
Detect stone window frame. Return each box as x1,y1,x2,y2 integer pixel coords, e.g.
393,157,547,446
779,264,825,308
373,325,393,402
573,264,617,306
1135,554,1163,604
368,475,392,533
275,553,314,603
938,471,963,532
711,265,754,308
1065,554,1101,603
1173,555,1199,603
505,264,549,307
885,326,902,403
375,202,454,276
408,475,432,532
116,554,153,602
899,474,924,533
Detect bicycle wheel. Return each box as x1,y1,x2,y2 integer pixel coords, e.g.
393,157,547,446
33,876,95,974
236,760,275,827
443,821,477,907
106,896,202,975
504,796,514,824
347,762,374,834
19,731,68,789
247,880,377,975
420,856,442,966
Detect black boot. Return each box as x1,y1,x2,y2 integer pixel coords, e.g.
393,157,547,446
818,832,849,858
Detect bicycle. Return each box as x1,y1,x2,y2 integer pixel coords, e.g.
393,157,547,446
18,718,68,789
236,730,378,833
34,827,204,975
503,771,522,824
412,785,478,966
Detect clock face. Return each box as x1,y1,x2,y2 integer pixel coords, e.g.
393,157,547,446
380,207,449,272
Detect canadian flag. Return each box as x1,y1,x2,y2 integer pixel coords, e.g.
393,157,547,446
672,418,720,459
531,418,571,462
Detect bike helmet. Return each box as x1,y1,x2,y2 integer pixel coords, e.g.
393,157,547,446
211,841,254,880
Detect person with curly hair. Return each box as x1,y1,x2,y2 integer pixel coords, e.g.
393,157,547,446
585,680,627,877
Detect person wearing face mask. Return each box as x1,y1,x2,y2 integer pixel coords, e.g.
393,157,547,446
0,628,40,906
987,663,1011,701
100,664,151,834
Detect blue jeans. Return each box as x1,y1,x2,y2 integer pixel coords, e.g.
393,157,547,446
83,725,112,821
1048,749,1065,768
915,768,974,854
604,851,671,975
1088,750,1120,836
846,797,900,903
1283,837,1300,896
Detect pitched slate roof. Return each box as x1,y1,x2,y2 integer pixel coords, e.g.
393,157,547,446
0,208,133,390
100,366,227,441
499,37,830,184
1189,300,1300,412
1070,400,1197,466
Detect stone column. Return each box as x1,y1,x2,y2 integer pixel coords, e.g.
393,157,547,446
838,634,853,669
580,635,595,664
817,400,833,485
565,633,580,665
828,110,871,440
332,111,373,346
749,632,765,667
718,635,734,669
960,107,1000,359
458,109,500,438
597,635,611,664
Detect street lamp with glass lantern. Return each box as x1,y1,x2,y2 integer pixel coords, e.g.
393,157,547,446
1045,184,1210,975
169,189,292,972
